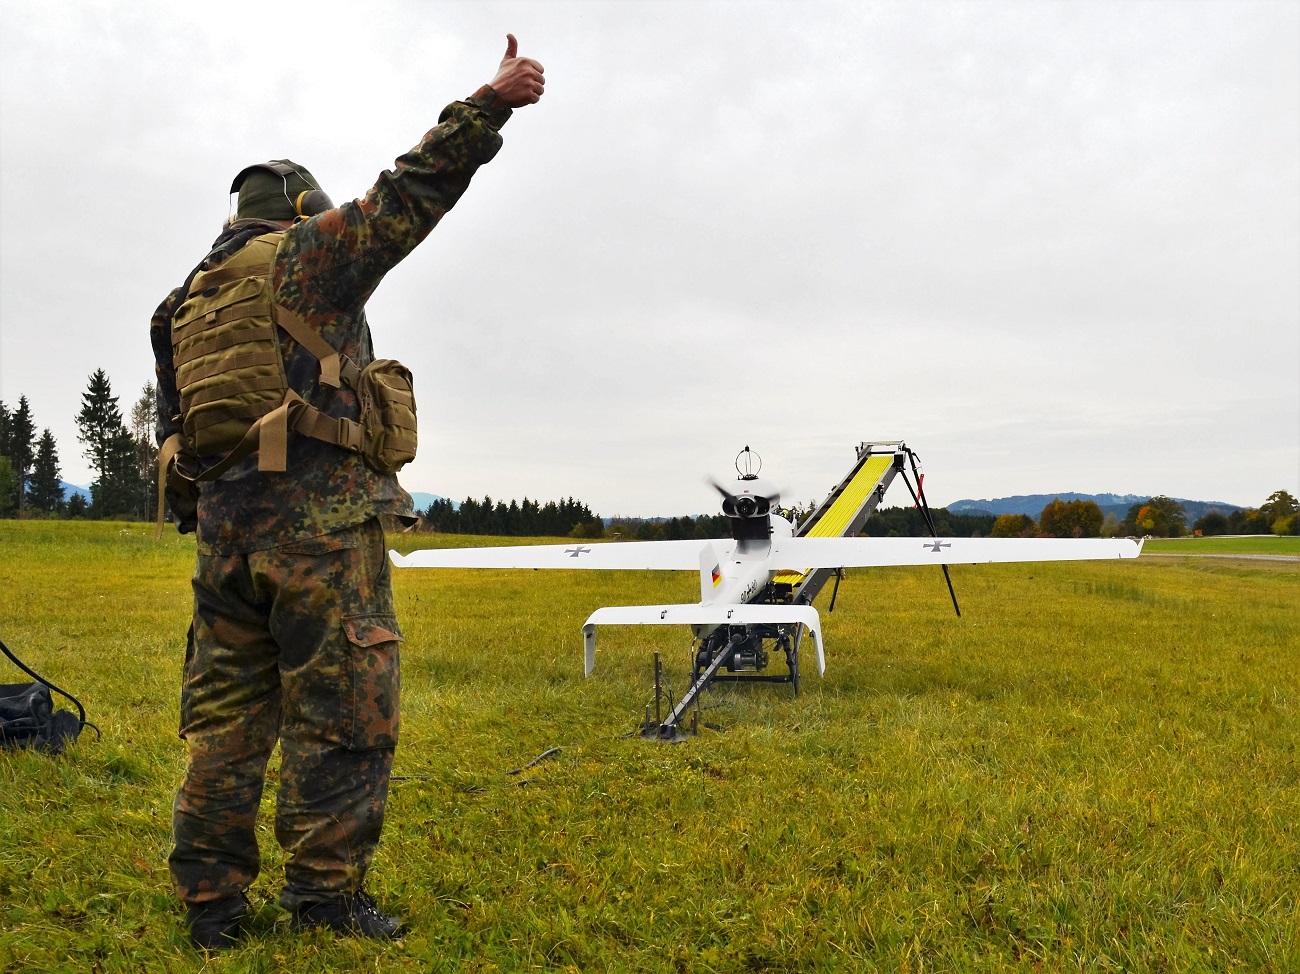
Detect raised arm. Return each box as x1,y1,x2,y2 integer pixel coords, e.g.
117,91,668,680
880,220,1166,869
277,34,546,316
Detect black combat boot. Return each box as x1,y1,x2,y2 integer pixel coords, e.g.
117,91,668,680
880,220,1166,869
186,893,246,950
293,891,405,939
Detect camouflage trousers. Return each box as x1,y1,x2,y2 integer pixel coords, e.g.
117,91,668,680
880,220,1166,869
169,518,401,910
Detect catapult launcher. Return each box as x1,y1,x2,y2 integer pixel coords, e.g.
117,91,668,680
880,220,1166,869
634,441,938,740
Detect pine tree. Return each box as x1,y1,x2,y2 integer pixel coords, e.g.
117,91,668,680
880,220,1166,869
93,427,145,519
0,402,10,514
66,492,88,518
77,370,142,519
131,383,160,521
76,370,124,475
8,397,36,514
0,457,15,518
26,429,65,514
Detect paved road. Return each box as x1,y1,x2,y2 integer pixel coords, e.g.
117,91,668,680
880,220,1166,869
1142,552,1300,563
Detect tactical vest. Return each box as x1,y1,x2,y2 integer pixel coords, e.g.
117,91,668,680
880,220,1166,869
156,232,417,531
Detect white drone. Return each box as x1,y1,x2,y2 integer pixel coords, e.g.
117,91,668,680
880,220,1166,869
391,443,1141,736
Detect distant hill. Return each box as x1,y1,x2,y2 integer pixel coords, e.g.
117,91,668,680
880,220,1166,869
948,493,1243,525
60,481,91,503
407,491,446,512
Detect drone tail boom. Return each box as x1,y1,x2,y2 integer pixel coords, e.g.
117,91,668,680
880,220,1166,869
581,603,824,678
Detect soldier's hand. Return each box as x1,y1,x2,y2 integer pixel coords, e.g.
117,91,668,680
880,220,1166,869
489,33,545,108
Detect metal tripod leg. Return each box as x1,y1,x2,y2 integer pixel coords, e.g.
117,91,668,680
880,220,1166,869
653,641,734,739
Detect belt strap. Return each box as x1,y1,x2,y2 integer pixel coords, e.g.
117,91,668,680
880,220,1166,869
293,406,364,453
180,390,364,486
188,391,305,483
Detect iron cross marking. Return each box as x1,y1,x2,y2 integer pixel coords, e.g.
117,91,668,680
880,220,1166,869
564,546,592,558
923,540,952,553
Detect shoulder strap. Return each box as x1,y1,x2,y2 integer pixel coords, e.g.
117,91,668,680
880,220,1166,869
263,240,359,390
273,306,346,389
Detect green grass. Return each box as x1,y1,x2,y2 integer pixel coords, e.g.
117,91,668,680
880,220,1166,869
1,521,1298,972
1140,535,1300,555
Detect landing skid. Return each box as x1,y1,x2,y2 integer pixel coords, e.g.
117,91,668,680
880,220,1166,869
638,624,801,741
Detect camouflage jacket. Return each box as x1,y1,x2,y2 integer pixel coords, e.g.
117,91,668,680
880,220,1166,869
151,87,511,555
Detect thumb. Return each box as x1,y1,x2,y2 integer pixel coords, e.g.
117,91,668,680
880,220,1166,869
503,33,518,61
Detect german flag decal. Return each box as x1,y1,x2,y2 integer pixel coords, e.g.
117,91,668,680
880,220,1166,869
711,564,723,587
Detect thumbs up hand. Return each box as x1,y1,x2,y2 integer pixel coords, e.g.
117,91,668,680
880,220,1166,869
489,34,546,108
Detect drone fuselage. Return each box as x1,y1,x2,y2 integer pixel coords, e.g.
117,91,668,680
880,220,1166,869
699,513,793,611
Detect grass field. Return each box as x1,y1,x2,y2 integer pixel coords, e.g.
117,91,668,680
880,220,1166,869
1140,535,1300,555
1,521,1297,973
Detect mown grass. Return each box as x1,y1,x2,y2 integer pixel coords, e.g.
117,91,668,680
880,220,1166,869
1141,535,1300,555
1,521,1297,972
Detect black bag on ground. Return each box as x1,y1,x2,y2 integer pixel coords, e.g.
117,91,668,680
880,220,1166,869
0,682,83,753
0,637,97,755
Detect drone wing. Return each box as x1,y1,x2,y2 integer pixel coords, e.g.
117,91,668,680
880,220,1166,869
768,536,1142,570
390,539,732,571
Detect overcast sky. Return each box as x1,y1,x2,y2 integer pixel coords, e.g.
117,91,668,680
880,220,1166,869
2,0,1297,516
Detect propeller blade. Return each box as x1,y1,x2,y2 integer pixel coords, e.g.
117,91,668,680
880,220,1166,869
706,476,735,500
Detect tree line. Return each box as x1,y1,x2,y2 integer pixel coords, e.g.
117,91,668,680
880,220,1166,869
418,500,807,540
604,514,733,540
861,506,997,538
1,371,158,520
0,397,60,517
1186,490,1298,537
1107,493,1298,538
420,496,606,538
986,498,1110,538
418,502,999,540
981,492,1299,539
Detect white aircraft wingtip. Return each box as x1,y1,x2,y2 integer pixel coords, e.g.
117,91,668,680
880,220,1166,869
388,549,408,568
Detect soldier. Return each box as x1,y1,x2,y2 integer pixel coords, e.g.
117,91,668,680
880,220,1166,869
150,36,545,949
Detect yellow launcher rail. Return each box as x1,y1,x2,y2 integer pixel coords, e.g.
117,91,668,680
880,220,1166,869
773,453,895,586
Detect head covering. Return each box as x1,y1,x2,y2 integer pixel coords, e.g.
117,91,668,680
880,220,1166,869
229,160,331,222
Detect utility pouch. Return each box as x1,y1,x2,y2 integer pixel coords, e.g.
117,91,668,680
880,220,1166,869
155,436,200,537
166,450,200,534
357,359,417,475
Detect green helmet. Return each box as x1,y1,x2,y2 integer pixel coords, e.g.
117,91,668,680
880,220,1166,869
229,160,333,222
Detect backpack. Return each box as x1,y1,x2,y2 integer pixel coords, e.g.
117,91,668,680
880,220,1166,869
155,231,417,531
0,637,97,756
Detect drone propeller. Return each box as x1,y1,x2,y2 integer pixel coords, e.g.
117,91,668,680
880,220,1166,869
706,476,732,501
704,474,782,519
705,476,754,515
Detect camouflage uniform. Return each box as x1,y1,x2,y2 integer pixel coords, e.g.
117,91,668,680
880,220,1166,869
151,87,512,910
